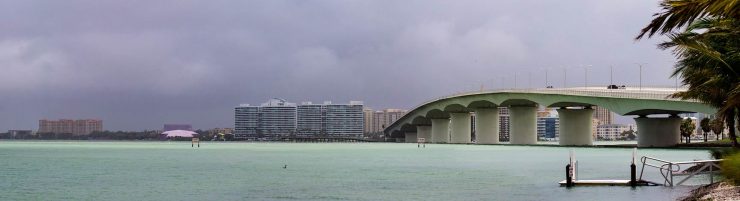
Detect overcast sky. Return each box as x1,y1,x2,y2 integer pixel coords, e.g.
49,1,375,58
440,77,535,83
1,0,679,131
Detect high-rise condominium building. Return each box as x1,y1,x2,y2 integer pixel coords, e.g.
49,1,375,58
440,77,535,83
235,98,297,139
38,119,102,136
592,106,613,125
235,99,364,139
297,101,364,137
363,109,374,134
498,107,510,141
364,109,407,135
537,116,559,139
324,102,364,137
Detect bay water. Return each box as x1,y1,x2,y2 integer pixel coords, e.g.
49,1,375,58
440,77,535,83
0,141,713,200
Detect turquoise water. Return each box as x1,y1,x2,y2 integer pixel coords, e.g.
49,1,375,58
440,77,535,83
0,141,713,200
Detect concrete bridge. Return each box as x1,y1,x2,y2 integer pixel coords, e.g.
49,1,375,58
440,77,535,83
383,87,716,147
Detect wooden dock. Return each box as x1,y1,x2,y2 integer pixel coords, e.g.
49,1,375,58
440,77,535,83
558,179,660,187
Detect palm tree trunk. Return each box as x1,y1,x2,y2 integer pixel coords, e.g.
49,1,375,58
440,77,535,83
727,110,739,148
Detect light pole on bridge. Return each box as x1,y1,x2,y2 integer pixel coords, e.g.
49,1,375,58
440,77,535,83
635,63,646,91
583,65,592,88
563,68,567,88
610,65,614,86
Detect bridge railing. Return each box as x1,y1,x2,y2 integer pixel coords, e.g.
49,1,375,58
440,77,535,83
639,156,722,186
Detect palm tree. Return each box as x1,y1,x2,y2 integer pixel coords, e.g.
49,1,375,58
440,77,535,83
659,19,740,147
681,118,697,143
636,0,740,39
711,118,725,140
701,117,711,141
637,0,740,147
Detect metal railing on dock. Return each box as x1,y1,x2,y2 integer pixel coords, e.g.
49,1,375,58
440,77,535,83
639,156,722,187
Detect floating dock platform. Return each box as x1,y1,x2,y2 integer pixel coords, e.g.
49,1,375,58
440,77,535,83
558,179,660,187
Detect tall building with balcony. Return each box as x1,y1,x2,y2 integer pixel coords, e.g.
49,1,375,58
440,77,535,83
324,102,364,137
234,98,297,139
297,103,324,136
499,107,510,141
592,106,613,125
537,116,559,140
363,108,374,134
364,109,407,135
38,119,102,135
235,99,364,139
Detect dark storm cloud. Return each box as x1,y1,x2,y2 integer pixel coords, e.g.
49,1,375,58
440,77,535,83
0,0,676,130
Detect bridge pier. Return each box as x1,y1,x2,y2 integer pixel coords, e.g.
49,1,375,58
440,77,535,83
431,118,450,143
636,116,681,147
475,108,500,144
416,125,431,142
404,132,417,143
509,106,537,144
557,108,594,146
450,112,472,144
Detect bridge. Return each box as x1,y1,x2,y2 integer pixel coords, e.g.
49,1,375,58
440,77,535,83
383,87,716,147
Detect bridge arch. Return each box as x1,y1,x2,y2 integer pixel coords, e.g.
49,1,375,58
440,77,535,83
467,100,497,109
425,109,450,119
411,116,431,125
443,104,471,113
547,101,594,108
500,99,539,107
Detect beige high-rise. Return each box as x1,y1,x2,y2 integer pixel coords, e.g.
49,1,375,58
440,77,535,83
39,119,102,135
592,106,613,125
364,109,407,134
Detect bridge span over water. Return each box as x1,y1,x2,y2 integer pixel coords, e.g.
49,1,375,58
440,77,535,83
384,87,715,147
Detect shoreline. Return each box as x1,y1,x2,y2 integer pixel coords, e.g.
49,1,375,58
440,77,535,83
679,182,740,201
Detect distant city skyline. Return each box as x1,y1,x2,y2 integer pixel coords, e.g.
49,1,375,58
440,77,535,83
1,1,681,131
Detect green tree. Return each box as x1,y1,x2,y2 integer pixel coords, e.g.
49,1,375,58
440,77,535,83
711,118,725,140
681,118,697,143
700,117,711,141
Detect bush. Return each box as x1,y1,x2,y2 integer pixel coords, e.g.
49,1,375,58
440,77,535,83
720,153,740,185
710,148,739,159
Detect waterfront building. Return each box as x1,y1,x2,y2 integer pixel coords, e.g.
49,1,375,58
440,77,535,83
592,118,600,139
365,109,407,135
38,119,102,135
297,103,323,136
499,107,510,141
537,116,559,140
324,102,364,137
235,98,297,139
363,108,374,134
235,99,364,139
297,101,364,138
596,124,635,140
234,105,260,138
592,106,614,125
163,124,193,131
